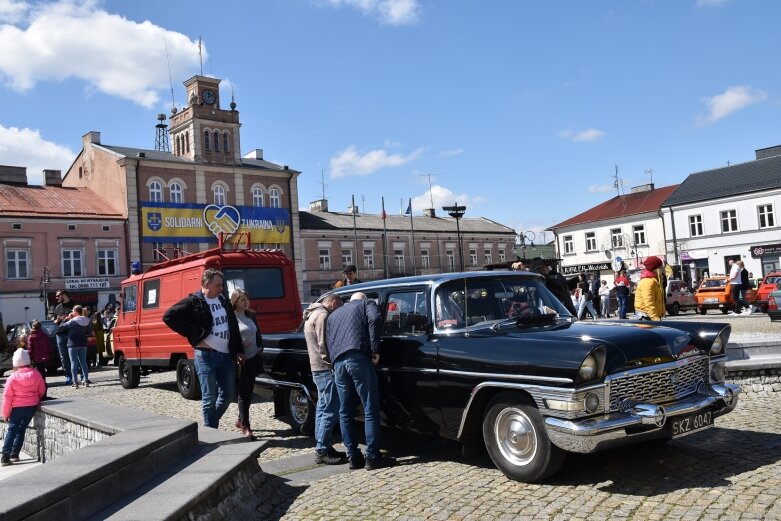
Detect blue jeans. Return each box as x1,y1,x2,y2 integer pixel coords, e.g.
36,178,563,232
577,298,598,320
617,294,628,318
2,406,36,459
194,349,236,428
333,350,381,459
56,334,72,382
69,346,88,384
313,370,340,453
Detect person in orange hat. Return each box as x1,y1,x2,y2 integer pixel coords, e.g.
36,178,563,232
634,256,665,320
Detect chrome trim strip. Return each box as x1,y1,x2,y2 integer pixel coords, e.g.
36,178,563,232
261,347,306,356
605,354,709,381
440,369,573,384
456,380,603,438
376,367,437,374
254,376,314,402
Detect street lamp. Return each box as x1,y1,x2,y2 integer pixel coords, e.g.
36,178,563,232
442,203,466,271
39,266,51,318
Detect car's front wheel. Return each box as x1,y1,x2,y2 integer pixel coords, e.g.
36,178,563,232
482,392,564,482
176,359,201,400
668,302,680,316
118,354,140,389
285,387,315,435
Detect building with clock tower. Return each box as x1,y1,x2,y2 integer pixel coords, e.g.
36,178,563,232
62,74,304,299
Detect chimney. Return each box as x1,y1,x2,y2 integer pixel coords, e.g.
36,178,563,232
755,145,781,160
43,169,62,186
82,131,101,148
0,165,28,184
243,149,264,160
424,208,436,217
347,205,359,214
309,199,329,212
630,183,654,193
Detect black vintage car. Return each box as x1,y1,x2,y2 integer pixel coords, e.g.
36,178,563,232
255,271,740,482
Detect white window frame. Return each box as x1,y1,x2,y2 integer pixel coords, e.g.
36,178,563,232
213,185,226,206
394,249,405,272
319,249,331,270
469,248,477,266
689,215,704,237
342,249,353,267
97,248,118,276
484,248,492,264
252,187,264,207
446,249,455,271
363,249,374,269
611,229,624,249
421,248,430,268
721,209,738,233
498,249,505,263
269,188,281,208
149,181,163,202
62,248,83,277
758,204,775,229
169,182,183,203
563,235,574,255
5,248,30,279
585,232,597,252
633,225,647,246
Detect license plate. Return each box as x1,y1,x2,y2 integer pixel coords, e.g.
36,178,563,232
704,298,719,303
671,409,713,437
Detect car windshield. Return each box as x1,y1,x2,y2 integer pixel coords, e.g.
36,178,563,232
763,275,780,286
702,279,727,288
434,275,571,329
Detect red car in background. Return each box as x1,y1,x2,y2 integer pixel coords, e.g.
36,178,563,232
755,272,781,312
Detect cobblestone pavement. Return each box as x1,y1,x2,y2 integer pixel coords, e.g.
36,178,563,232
27,362,781,521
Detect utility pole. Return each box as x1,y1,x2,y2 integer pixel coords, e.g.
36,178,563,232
420,173,441,212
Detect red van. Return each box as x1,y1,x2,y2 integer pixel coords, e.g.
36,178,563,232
111,238,301,399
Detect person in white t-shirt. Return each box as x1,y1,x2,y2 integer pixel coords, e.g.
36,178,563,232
163,268,243,428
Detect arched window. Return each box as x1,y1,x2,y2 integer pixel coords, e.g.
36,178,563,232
204,130,210,151
223,132,230,153
269,188,281,208
149,181,163,202
213,185,226,205
214,131,220,152
252,187,264,207
175,136,180,156
185,131,190,153
169,182,183,203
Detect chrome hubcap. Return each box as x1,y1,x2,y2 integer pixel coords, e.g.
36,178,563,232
289,389,309,424
494,407,537,466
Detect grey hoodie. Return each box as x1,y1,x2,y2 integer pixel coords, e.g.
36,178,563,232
303,303,331,372
58,315,91,347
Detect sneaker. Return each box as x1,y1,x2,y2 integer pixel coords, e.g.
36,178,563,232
348,452,366,470
748,305,755,314
728,311,737,315
315,449,347,465
0,457,10,467
365,455,398,470
9,455,19,463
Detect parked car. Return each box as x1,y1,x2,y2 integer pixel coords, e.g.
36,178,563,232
2,320,62,377
665,279,697,316
767,283,781,322
256,270,740,482
755,272,781,312
694,276,757,314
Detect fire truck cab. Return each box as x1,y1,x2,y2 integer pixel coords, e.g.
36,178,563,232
111,237,301,399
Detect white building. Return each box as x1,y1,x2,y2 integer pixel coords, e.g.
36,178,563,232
550,184,679,282
661,145,781,284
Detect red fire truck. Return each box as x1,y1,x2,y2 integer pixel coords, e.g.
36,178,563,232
110,235,301,399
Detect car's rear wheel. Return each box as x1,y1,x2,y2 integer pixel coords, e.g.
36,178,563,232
721,307,729,314
118,354,140,389
482,392,564,482
176,359,201,400
697,306,707,315
285,387,315,435
668,302,680,316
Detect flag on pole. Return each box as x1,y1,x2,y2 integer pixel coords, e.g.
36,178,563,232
381,207,387,220
404,200,412,215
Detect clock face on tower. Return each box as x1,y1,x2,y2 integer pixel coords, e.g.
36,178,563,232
202,88,216,105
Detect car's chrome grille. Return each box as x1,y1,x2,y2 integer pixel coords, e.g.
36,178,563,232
607,356,709,412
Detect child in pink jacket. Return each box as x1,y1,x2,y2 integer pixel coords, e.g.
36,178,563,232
2,348,45,466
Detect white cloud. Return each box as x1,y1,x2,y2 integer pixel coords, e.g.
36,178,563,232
316,0,421,25
696,0,730,7
696,86,767,126
0,124,75,184
559,128,606,142
0,0,29,23
438,147,464,157
411,184,484,213
0,0,201,107
329,144,424,177
588,184,616,193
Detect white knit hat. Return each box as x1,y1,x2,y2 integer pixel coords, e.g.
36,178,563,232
12,348,31,367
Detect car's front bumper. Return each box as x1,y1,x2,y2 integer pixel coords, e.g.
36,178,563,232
544,382,740,453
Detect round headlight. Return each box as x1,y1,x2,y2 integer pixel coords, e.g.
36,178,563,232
579,354,597,380
584,392,600,413
710,334,725,356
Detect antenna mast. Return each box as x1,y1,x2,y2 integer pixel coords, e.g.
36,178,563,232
613,165,620,197
420,173,440,210
319,169,327,201
164,38,176,111
198,36,203,76
644,168,654,185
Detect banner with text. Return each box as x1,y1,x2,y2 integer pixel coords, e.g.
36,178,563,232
140,202,290,243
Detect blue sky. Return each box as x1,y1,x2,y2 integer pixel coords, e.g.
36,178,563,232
1,0,780,241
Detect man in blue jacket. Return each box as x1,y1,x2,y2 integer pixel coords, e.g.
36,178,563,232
163,268,243,428
326,292,397,470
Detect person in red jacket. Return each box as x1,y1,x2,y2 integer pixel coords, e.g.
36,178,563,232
27,320,52,397
2,348,45,466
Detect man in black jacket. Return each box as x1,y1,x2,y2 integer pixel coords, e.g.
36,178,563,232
163,268,243,428
530,259,578,315
53,289,76,385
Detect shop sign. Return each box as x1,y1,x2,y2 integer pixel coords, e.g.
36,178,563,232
562,262,612,275
65,277,110,290
750,244,781,258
